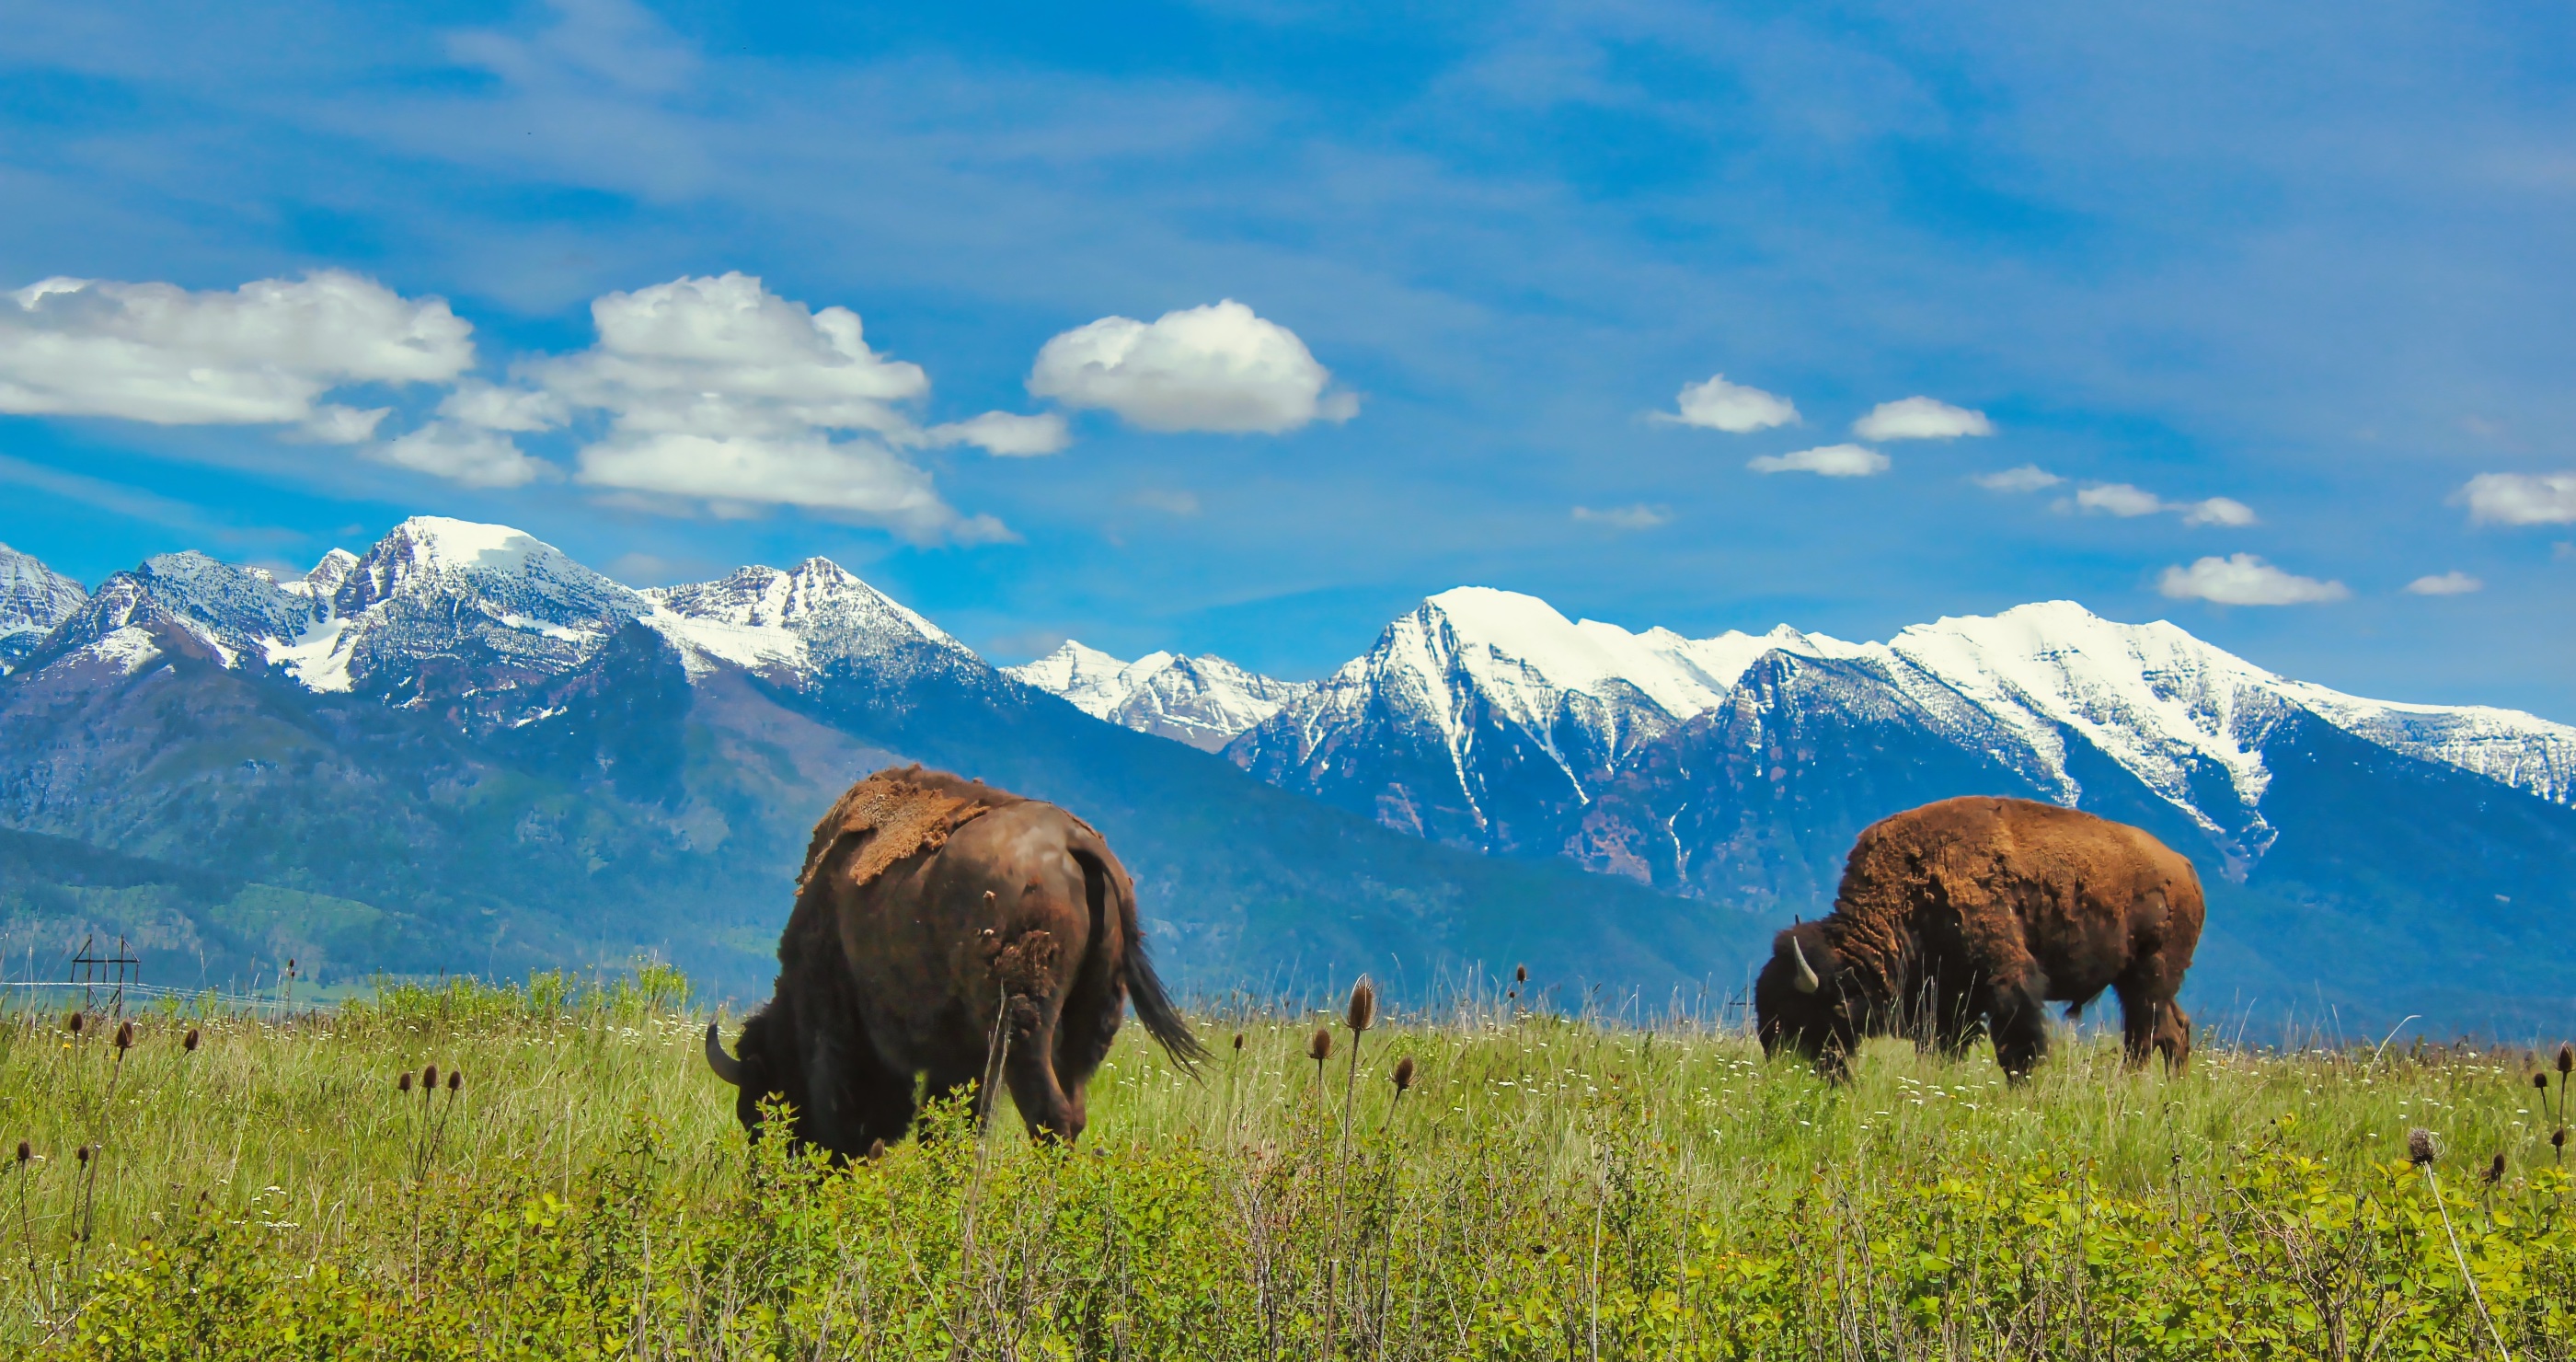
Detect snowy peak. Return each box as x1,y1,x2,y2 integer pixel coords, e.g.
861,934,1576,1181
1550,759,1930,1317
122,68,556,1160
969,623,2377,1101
0,543,86,670
335,516,643,625
1004,641,1315,751
643,556,976,682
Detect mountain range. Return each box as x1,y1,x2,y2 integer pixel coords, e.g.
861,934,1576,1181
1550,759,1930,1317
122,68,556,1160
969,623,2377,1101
3,518,2570,1033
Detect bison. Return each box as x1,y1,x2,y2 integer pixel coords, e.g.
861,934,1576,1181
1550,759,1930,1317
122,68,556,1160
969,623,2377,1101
1755,796,2203,1080
704,766,1204,1158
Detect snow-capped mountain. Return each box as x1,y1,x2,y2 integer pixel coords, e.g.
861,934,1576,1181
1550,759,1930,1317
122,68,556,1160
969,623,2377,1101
1030,588,2576,880
644,560,981,687
0,544,86,672
1004,641,1317,752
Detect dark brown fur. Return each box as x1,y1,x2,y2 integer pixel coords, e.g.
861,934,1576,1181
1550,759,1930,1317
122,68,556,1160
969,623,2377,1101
1755,796,2203,1080
707,766,1204,1157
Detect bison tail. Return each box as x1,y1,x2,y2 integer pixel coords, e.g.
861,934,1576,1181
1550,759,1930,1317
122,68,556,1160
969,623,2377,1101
1127,941,1208,1072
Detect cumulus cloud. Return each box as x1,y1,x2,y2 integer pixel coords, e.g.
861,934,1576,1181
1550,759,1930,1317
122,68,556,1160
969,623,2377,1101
2404,571,2482,596
2157,554,2349,606
1852,397,1992,441
2066,482,2257,526
1571,503,1672,529
0,271,472,427
1974,465,2062,493
375,421,555,489
2459,471,2576,525
1658,374,1797,432
1747,444,1888,478
434,273,1032,541
1028,300,1355,434
923,410,1069,456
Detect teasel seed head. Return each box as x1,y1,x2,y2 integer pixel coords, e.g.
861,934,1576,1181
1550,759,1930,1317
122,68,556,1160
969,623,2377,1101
13,1141,28,1166
65,1011,82,1035
422,1063,439,1091
1308,1028,1331,1063
114,1022,133,1052
2487,1152,2506,1183
1344,975,1377,1033
1393,1056,1416,1093
2407,1128,2438,1165
398,1071,413,1094
1232,1033,1245,1053
2538,1072,2552,1091
75,1145,90,1167
2554,1127,2567,1152
2559,1042,2574,1076
1514,964,1527,986
447,1069,462,1093
183,1028,200,1053
867,1137,887,1162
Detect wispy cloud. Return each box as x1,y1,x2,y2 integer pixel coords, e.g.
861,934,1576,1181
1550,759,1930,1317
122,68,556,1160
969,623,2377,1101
1973,465,2062,493
2403,571,2481,595
2064,482,2257,526
1571,503,1671,529
1747,444,1887,478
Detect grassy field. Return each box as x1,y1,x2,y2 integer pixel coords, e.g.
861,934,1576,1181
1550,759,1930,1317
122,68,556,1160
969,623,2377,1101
0,971,2570,1359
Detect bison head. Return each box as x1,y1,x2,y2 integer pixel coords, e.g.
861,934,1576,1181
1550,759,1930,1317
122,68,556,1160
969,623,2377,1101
1754,922,1857,1079
705,1010,786,1138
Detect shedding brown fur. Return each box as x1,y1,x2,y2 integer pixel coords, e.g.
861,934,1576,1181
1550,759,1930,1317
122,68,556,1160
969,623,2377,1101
1755,796,2203,1080
707,766,1204,1159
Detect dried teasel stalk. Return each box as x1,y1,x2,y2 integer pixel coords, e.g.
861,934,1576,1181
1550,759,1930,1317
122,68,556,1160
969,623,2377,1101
1344,975,1377,1034
113,1022,133,1053
1393,1056,1416,1093
1307,1028,1331,1063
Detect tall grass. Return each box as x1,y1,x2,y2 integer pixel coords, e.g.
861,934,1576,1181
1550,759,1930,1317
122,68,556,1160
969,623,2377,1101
0,971,2568,1358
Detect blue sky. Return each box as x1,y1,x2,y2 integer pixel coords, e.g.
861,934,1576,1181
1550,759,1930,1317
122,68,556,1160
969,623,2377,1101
3,0,2572,717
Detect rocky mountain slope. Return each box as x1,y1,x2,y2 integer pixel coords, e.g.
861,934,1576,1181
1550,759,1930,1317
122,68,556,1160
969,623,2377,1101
0,522,1738,1003
0,544,86,672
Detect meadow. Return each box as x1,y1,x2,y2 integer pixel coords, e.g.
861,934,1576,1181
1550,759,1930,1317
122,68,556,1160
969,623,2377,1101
0,970,2569,1360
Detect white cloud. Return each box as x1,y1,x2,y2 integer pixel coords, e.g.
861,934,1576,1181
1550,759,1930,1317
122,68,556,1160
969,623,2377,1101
2459,471,2576,525
1027,300,1354,434
438,379,567,433
1852,397,1992,441
439,273,1023,542
2180,496,2257,527
2404,571,2482,596
375,421,555,489
1747,444,1888,478
923,410,1069,456
299,404,392,444
0,271,472,427
1659,374,1797,432
1132,489,1202,515
2076,482,2164,517
1571,503,1672,529
2157,554,2349,606
2068,482,2258,526
576,432,1006,540
1974,465,2062,493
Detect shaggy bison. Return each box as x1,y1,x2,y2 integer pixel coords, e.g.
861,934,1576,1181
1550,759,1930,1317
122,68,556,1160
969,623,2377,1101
1756,796,2202,1080
705,766,1204,1158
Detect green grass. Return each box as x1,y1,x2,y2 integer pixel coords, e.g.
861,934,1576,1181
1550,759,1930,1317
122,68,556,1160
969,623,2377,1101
1,972,2570,1358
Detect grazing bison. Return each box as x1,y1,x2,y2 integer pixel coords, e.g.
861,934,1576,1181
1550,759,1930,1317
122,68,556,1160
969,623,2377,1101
704,766,1204,1158
1755,796,2202,1080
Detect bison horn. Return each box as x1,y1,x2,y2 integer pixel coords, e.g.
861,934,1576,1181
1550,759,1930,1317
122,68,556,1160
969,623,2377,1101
1788,935,1822,994
704,1022,743,1086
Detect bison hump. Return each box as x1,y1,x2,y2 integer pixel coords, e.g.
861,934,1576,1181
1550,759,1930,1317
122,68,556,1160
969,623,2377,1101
799,768,1005,894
